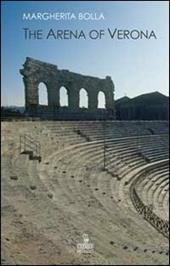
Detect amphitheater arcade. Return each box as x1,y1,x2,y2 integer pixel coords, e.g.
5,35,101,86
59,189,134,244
20,57,115,119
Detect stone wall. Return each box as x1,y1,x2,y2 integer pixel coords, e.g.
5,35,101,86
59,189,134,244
20,57,115,119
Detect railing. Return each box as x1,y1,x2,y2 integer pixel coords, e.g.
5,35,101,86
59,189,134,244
20,134,41,162
131,187,169,238
130,160,169,238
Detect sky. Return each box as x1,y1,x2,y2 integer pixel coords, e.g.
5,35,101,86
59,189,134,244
1,1,169,106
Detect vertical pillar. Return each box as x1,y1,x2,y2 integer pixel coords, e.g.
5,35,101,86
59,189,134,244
24,77,38,112
105,91,114,110
68,87,79,110
48,81,60,109
104,77,115,110
88,90,98,110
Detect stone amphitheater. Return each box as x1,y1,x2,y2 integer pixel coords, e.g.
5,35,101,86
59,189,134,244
1,120,169,265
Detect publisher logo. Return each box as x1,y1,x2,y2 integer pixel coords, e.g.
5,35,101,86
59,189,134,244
77,233,94,254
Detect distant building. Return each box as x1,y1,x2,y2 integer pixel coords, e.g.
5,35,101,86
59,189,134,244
115,92,169,120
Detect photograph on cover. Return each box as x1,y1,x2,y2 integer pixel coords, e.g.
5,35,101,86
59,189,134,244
1,1,169,265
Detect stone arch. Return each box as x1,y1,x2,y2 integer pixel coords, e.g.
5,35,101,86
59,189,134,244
59,86,68,107
20,58,115,118
79,88,88,108
38,82,48,105
97,91,106,108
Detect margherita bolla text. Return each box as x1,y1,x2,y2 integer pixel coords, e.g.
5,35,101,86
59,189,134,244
22,12,105,21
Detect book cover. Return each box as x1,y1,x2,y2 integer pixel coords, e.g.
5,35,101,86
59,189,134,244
1,1,169,265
